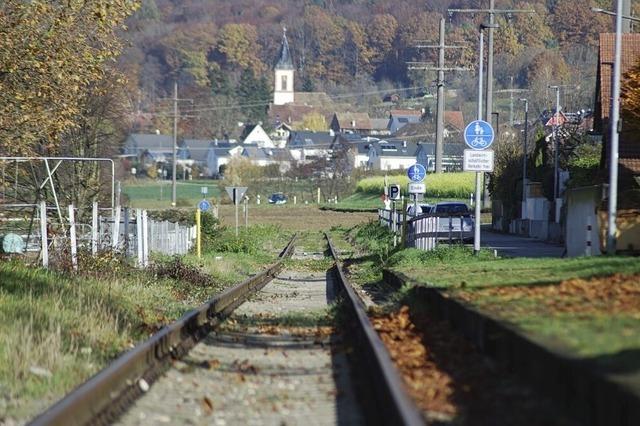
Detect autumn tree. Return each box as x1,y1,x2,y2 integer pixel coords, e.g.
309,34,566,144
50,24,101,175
301,113,327,131
0,0,139,156
215,23,265,75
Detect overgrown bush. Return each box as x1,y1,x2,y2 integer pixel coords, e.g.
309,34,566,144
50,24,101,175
350,220,395,263
356,172,475,199
204,224,281,255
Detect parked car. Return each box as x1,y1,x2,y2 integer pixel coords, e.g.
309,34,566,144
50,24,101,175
406,203,432,216
268,192,287,204
430,202,474,242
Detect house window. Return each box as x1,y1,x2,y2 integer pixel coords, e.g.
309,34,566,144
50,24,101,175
281,75,288,91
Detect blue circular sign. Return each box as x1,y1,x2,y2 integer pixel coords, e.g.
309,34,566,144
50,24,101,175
464,120,494,150
198,199,211,212
407,163,426,182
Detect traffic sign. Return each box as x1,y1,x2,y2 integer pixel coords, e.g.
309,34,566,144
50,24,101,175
198,199,211,212
225,186,248,205
464,120,494,150
407,163,426,182
407,183,426,194
463,149,494,172
389,184,401,200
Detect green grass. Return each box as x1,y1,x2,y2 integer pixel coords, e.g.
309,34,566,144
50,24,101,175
391,249,640,288
390,248,640,375
122,180,221,209
356,172,477,199
0,261,197,420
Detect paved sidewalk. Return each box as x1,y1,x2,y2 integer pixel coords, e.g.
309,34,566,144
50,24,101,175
480,227,565,258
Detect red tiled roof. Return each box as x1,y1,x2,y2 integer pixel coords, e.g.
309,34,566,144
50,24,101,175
444,111,464,131
598,33,640,122
389,109,423,117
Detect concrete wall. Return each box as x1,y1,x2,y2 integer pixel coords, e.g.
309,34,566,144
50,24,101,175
565,185,606,257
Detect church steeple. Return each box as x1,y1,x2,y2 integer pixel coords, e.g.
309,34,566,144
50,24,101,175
276,28,294,70
273,27,294,105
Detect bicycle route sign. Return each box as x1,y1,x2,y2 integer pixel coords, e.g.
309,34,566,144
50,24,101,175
464,120,494,150
407,163,426,182
198,199,211,212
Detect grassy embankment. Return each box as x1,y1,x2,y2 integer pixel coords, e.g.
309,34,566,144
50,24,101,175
0,224,289,422
336,221,640,374
324,172,477,211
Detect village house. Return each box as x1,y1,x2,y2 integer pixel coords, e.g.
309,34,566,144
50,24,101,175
366,140,419,171
288,130,335,162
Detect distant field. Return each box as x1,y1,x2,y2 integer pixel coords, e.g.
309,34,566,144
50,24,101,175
122,180,221,209
356,172,477,199
322,192,469,212
123,178,327,209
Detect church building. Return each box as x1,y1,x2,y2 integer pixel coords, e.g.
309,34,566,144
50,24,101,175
273,29,294,106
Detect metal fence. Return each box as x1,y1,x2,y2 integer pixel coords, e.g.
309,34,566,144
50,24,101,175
378,208,473,251
0,202,196,269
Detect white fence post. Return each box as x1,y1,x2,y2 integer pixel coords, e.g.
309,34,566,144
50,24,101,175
92,201,98,256
68,204,78,271
40,200,48,268
136,209,143,267
142,210,149,267
112,206,121,251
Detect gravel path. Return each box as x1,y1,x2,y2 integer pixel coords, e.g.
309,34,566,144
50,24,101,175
117,251,365,426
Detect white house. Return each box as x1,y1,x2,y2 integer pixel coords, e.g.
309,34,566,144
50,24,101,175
367,140,419,171
287,130,334,162
206,143,243,176
242,124,275,148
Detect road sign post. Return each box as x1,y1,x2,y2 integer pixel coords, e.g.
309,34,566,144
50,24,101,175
225,186,248,236
464,120,495,255
407,164,427,219
389,184,401,201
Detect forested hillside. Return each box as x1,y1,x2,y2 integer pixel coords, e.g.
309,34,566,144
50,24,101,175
118,0,635,137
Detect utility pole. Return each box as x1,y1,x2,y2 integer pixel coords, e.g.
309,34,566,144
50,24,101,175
495,77,529,126
520,98,529,219
409,18,468,173
448,2,535,124
548,86,562,212
172,81,178,207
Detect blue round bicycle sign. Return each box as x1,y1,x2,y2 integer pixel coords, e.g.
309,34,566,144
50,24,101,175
198,199,211,212
464,120,494,150
407,163,426,182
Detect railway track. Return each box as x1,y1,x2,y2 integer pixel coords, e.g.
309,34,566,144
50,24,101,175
30,232,423,426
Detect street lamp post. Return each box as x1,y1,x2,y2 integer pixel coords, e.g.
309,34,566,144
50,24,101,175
548,86,561,216
520,98,529,219
608,1,624,254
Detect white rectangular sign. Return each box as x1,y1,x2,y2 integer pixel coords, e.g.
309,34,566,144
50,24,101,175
463,149,494,172
407,183,426,194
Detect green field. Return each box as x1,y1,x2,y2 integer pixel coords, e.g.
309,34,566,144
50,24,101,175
356,172,477,199
123,178,324,209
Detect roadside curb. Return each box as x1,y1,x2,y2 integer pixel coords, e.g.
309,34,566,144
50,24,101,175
319,206,378,213
383,269,640,426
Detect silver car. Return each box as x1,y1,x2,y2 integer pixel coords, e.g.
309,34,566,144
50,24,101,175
431,202,474,242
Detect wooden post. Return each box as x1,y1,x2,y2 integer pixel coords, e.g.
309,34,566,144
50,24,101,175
68,205,78,271
196,208,201,259
91,201,98,255
317,188,321,204
142,210,149,267
40,200,48,268
136,209,143,267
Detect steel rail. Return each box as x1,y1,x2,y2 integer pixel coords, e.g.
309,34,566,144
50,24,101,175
325,233,424,426
29,235,297,426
